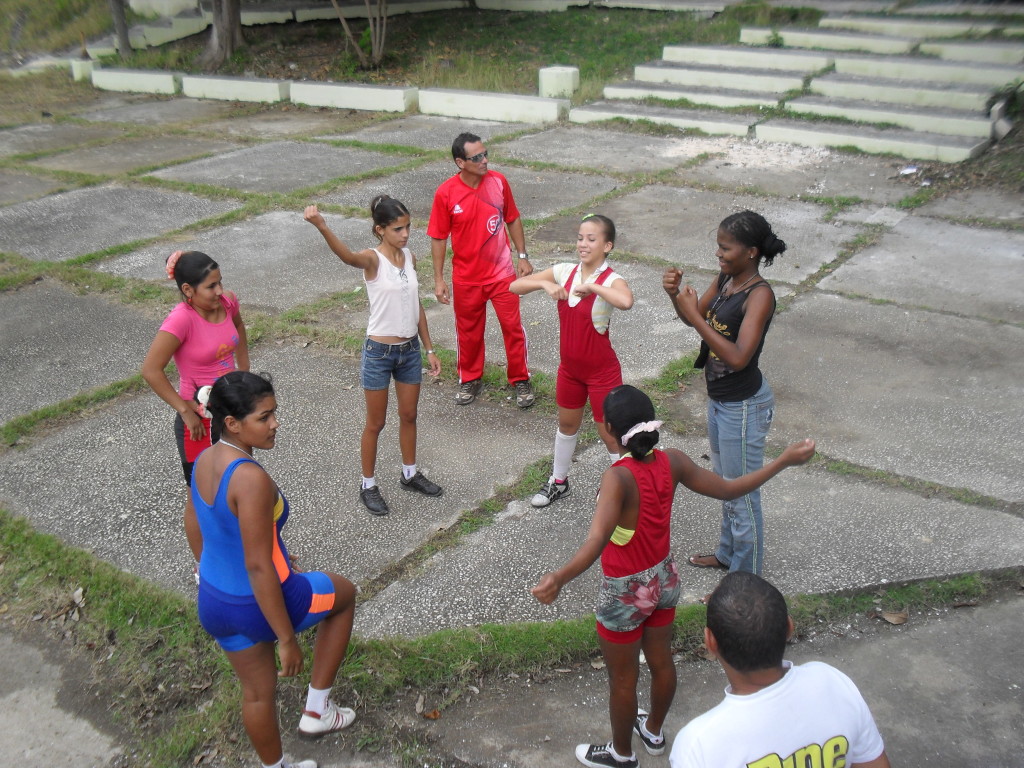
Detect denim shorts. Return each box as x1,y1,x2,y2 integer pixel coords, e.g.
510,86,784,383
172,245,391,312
361,337,423,390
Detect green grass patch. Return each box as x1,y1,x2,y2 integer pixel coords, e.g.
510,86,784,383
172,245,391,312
645,351,700,394
0,0,119,58
0,376,146,446
896,186,938,209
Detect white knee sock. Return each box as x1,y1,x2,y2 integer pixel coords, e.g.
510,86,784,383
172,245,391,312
305,685,331,715
551,430,579,482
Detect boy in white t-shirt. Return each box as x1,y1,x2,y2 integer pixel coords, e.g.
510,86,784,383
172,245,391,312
670,572,891,768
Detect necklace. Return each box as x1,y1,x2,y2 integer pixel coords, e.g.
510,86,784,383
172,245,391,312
709,273,760,315
219,438,253,458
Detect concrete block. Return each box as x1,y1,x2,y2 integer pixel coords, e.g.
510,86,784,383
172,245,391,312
295,0,467,21
662,45,832,72
92,68,181,95
755,118,989,163
834,53,1021,87
810,72,991,112
239,9,293,25
140,14,208,47
635,61,804,94
785,96,993,138
419,88,567,123
740,26,916,55
85,41,118,60
604,81,777,109
290,81,417,112
475,0,587,9
919,41,1024,65
993,117,1014,140
69,59,96,82
182,75,291,103
819,15,999,38
539,66,579,98
8,57,71,77
129,0,198,14
569,101,752,137
594,0,720,10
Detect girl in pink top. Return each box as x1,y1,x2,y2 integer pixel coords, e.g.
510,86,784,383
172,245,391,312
142,250,249,565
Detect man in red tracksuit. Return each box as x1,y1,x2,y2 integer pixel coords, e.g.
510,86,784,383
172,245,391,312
428,132,535,408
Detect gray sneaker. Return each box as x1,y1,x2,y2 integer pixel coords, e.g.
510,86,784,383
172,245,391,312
455,379,482,405
359,485,390,516
531,478,570,508
514,379,535,408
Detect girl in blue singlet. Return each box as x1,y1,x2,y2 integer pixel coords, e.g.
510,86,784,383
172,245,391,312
192,371,357,768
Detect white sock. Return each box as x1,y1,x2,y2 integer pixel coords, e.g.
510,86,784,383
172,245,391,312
608,451,620,463
640,717,663,741
261,758,284,768
608,743,635,762
402,464,417,480
551,430,578,482
361,476,376,489
305,685,331,715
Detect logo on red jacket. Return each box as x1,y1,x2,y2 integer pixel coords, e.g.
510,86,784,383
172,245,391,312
487,214,500,234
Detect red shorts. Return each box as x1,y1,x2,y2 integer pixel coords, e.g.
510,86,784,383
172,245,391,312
556,361,622,422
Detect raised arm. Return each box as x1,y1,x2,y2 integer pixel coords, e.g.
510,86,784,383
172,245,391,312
683,284,774,371
303,205,378,274
574,275,634,310
509,267,562,299
663,268,717,328
668,439,815,500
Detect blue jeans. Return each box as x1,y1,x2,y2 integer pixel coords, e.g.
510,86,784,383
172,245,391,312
708,378,774,575
360,338,422,390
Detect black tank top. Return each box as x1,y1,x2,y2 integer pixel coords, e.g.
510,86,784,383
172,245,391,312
694,273,775,402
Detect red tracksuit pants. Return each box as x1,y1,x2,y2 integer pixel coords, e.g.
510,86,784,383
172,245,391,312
452,276,529,385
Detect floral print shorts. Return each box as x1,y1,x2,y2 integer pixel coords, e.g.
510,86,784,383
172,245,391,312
595,555,681,640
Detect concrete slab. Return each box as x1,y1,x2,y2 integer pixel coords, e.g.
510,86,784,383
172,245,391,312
355,430,1024,637
0,185,241,262
95,211,435,313
0,123,126,159
680,140,910,204
495,126,723,174
533,186,859,286
916,188,1024,225
0,629,122,766
26,136,241,176
0,280,154,424
146,141,411,194
738,292,1024,503
316,113,536,149
200,108,379,139
0,343,552,594
78,97,238,126
819,216,1024,324
0,170,69,206
322,161,620,222
426,256,701,383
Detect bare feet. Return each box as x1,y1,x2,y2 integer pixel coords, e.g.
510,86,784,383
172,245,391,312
688,554,728,569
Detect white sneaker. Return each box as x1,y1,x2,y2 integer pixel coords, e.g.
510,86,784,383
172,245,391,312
285,761,317,768
531,478,570,508
297,699,356,738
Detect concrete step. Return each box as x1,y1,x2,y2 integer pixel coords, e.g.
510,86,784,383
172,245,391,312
604,81,778,108
741,26,917,55
661,44,832,72
810,72,993,111
819,15,1001,38
634,60,805,94
919,40,1024,65
784,95,993,138
569,100,754,136
754,117,990,162
833,52,1021,87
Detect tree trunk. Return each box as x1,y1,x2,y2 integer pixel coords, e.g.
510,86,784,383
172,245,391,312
108,0,132,59
198,0,245,72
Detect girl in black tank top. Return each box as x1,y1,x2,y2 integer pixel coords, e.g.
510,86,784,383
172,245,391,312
661,211,788,577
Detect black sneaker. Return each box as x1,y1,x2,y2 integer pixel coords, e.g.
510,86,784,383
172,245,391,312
400,471,443,497
633,710,666,755
575,743,638,768
359,485,390,516
455,379,482,405
531,478,570,508
514,379,535,408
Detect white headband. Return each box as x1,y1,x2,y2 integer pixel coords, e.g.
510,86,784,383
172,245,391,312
620,420,662,445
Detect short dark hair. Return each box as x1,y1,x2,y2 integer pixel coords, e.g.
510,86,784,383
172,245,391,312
167,251,218,295
207,371,275,431
707,572,789,672
719,210,787,267
603,385,658,460
452,132,482,161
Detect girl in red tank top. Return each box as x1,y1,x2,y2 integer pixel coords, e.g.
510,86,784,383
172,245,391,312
510,214,635,509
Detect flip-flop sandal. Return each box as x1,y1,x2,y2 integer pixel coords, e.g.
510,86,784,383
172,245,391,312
688,554,728,569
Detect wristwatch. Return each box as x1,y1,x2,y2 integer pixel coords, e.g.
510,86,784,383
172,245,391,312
517,252,529,260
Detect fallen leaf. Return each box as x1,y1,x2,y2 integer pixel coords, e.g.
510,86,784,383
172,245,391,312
590,659,606,669
696,643,714,661
423,709,441,720
415,693,424,714
953,600,978,608
555,668,572,673
72,587,85,607
880,610,908,625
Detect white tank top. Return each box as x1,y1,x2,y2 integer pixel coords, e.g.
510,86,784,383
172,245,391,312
365,248,419,339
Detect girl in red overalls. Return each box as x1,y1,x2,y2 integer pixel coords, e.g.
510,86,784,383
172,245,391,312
511,214,634,508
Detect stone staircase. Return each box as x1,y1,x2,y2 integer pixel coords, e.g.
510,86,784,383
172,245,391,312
570,11,1024,162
